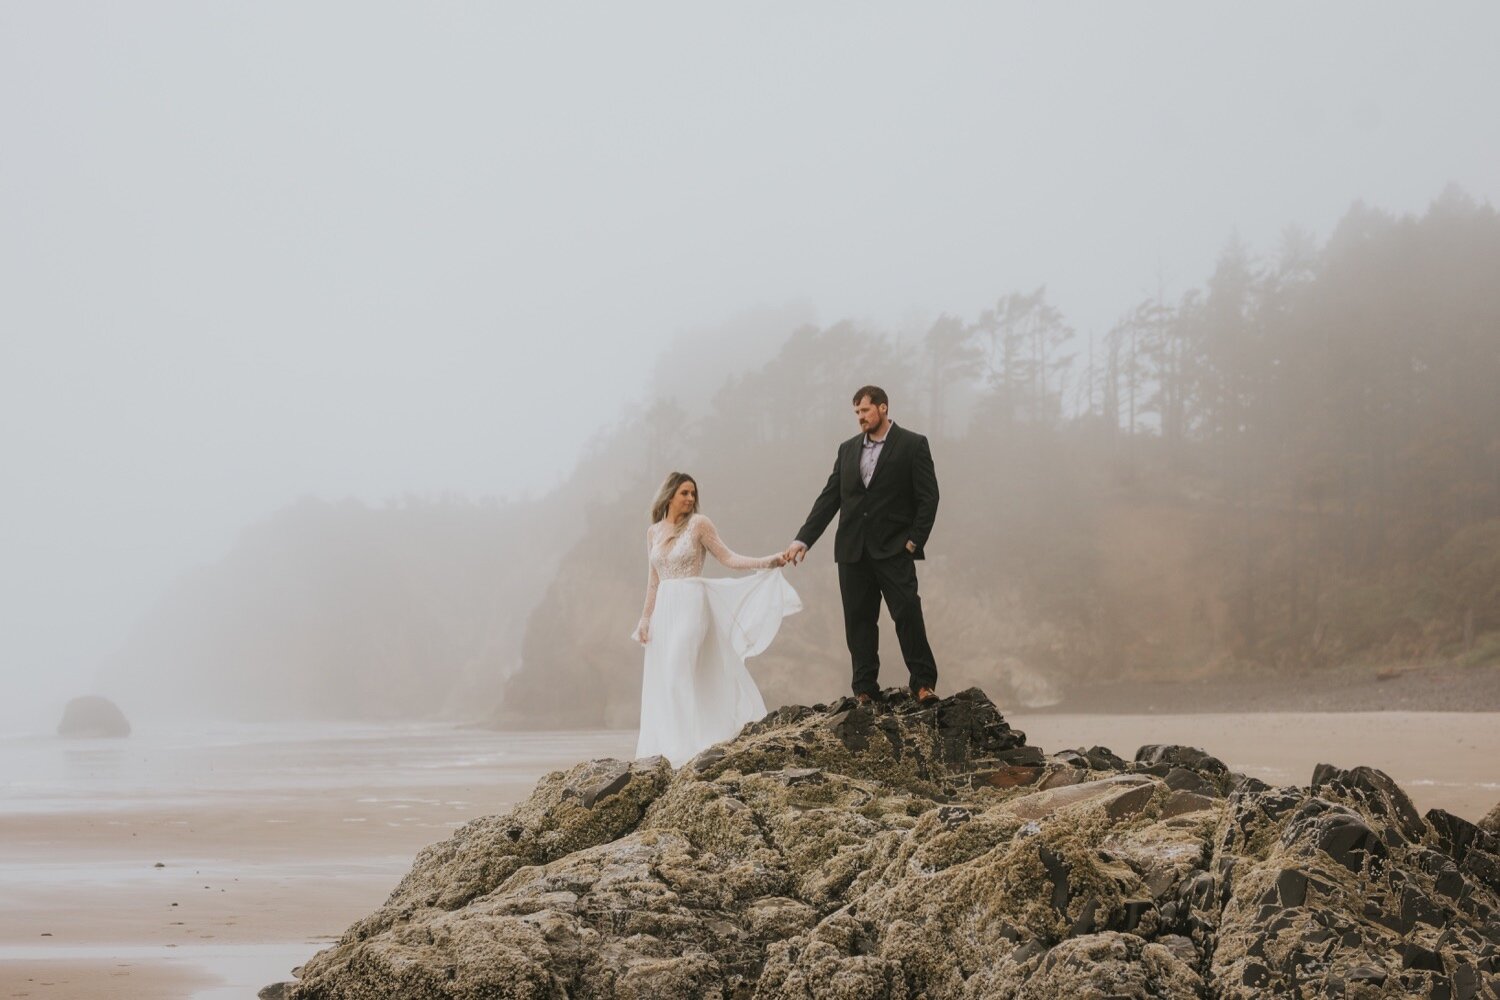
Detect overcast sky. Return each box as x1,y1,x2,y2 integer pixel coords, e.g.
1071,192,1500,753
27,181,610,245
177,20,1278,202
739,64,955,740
2,2,1497,728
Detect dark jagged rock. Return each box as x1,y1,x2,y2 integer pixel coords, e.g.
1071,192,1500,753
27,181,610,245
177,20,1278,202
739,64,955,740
1209,771,1500,999
55,695,131,738
1229,772,1271,796
276,688,1500,1000
1136,743,1229,776
1080,745,1130,771
1429,808,1499,865
1311,762,1428,844
1481,800,1500,837
1162,766,1220,796
1052,748,1089,768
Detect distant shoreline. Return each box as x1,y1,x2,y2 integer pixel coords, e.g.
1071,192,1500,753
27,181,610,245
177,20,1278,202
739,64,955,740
1039,660,1500,714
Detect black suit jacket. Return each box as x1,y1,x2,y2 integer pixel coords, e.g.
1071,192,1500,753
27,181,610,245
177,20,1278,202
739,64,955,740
795,423,939,563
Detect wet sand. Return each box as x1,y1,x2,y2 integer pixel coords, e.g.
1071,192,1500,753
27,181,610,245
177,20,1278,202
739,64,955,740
1,959,215,1000
2,713,1496,999
1045,661,1500,714
0,724,635,999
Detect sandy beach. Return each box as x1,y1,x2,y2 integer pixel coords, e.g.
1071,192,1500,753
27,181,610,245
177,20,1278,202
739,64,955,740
0,724,635,999
2,712,1496,999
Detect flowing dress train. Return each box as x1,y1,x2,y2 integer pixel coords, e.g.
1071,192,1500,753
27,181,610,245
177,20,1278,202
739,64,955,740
632,514,801,765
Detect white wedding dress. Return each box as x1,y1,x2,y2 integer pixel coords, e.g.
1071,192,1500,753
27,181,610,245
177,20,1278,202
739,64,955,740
632,513,801,766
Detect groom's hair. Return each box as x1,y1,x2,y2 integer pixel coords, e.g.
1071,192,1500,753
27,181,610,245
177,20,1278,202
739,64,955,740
853,385,888,408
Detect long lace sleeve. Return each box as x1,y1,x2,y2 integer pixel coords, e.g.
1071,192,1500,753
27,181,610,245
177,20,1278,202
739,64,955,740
633,529,660,644
696,515,779,571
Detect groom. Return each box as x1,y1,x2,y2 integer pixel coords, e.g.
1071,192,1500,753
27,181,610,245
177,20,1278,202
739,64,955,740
784,386,940,705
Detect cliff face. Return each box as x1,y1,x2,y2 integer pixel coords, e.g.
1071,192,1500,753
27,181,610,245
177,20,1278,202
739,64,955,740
278,688,1500,999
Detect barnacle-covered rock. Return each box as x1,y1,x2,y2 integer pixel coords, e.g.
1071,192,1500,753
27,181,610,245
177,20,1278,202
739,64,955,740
280,688,1500,999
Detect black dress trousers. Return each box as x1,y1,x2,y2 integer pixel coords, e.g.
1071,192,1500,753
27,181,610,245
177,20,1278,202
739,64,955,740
838,551,938,697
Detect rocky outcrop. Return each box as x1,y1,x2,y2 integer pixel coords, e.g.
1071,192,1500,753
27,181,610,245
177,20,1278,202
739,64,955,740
279,688,1500,999
55,695,131,738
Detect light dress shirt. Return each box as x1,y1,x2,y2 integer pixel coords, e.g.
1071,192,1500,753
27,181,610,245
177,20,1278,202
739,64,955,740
860,423,894,486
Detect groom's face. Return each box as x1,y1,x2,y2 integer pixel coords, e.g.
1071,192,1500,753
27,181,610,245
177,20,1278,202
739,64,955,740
854,398,888,435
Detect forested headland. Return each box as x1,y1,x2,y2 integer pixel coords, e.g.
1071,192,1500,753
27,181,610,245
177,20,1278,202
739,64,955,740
105,191,1500,723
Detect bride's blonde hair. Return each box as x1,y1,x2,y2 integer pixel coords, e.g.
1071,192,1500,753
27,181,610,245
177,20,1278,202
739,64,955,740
650,472,699,525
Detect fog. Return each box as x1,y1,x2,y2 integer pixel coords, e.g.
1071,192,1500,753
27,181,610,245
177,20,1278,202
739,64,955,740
3,3,1498,731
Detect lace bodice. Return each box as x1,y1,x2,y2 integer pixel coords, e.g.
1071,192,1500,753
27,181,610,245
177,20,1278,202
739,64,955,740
636,514,779,634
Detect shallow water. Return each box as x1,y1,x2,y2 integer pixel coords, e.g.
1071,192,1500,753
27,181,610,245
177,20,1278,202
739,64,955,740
0,721,632,813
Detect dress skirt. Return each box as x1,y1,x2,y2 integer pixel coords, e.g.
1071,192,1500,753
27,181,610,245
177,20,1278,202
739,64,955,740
635,568,802,766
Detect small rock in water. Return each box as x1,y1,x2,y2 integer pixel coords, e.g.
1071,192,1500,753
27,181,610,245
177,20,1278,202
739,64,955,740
55,695,131,738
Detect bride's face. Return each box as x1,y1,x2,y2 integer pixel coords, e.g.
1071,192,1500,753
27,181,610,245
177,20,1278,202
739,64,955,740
669,480,697,519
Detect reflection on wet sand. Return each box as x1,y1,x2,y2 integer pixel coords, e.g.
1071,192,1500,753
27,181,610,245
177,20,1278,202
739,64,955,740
0,724,634,999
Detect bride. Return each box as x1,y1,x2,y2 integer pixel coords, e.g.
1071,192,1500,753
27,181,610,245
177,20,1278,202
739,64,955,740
632,472,801,765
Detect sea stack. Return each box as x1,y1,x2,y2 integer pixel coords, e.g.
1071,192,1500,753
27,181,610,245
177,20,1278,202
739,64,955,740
55,695,131,738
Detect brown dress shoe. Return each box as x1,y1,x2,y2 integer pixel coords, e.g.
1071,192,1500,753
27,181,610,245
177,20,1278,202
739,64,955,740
915,686,938,704
855,693,874,706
